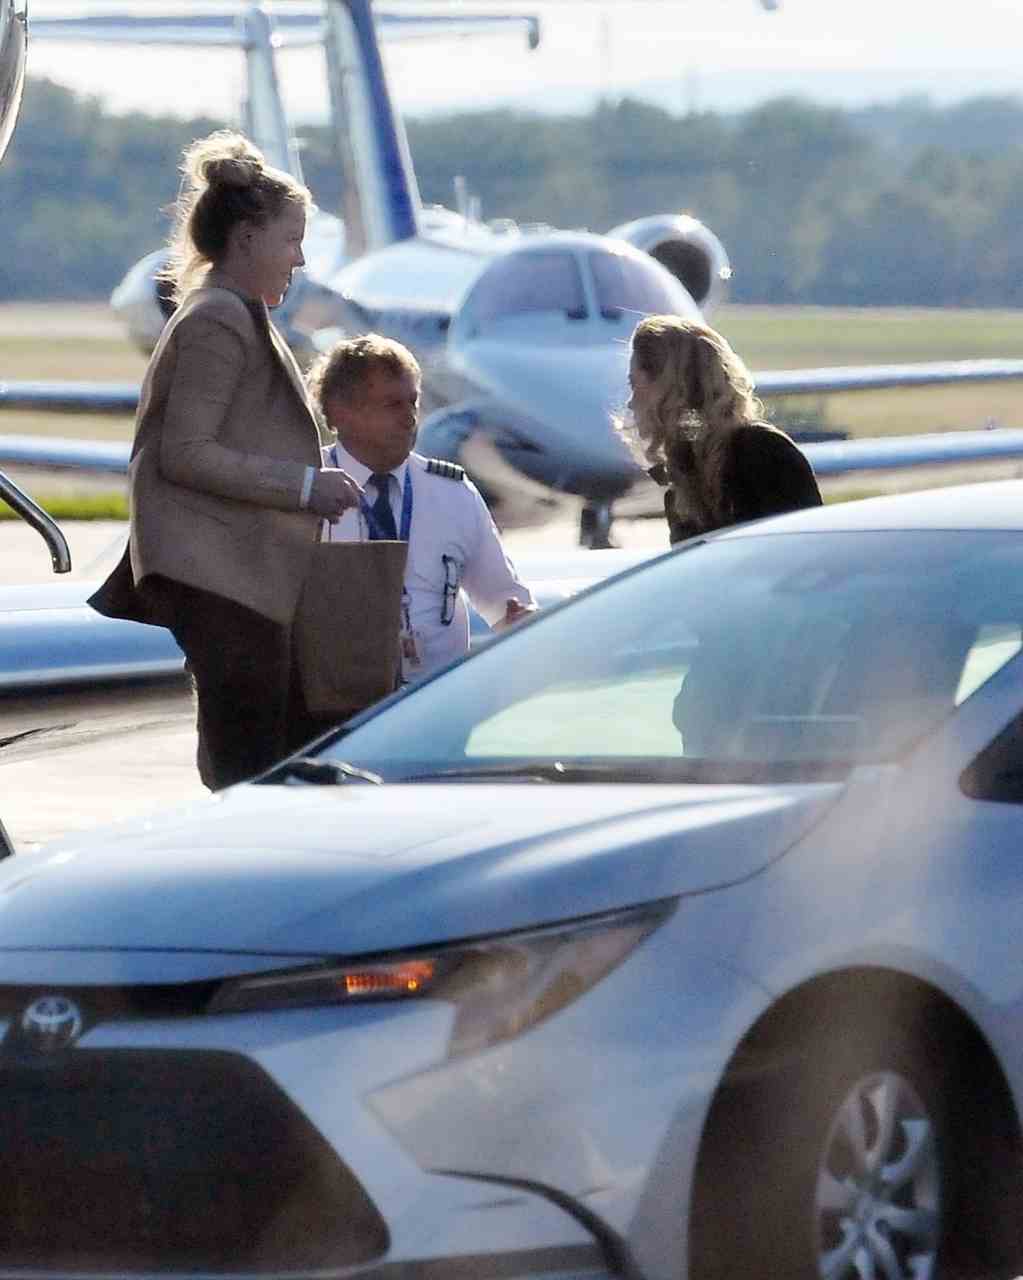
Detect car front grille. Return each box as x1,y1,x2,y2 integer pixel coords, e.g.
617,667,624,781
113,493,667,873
0,1049,388,1273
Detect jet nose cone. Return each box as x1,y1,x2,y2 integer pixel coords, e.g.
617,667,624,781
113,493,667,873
453,338,641,496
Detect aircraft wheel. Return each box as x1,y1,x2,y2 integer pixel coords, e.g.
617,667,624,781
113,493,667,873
579,502,614,549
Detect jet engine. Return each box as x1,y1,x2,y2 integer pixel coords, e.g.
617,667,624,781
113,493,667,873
607,214,731,317
112,251,329,358
110,205,346,358
109,249,177,355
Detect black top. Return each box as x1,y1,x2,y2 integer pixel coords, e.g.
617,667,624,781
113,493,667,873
651,424,822,545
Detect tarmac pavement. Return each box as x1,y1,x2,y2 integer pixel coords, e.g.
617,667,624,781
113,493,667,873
0,521,196,850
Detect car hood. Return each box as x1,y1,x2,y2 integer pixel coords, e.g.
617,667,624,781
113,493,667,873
0,781,841,957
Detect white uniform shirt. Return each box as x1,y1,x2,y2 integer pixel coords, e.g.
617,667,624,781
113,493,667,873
323,443,535,679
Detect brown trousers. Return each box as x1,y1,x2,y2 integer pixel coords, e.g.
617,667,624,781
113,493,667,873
157,579,334,791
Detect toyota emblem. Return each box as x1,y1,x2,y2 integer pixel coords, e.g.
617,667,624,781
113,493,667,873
20,994,84,1053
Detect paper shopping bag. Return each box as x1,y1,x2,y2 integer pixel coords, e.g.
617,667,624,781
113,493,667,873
293,540,408,719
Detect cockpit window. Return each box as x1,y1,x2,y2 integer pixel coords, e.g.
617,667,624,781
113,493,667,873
590,250,691,321
466,251,587,327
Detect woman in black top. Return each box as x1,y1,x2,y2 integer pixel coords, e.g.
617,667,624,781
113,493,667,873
627,315,822,543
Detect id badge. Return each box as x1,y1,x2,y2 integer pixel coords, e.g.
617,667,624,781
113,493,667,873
400,626,424,671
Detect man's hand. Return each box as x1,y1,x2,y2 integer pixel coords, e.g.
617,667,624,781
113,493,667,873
309,468,363,522
494,597,538,630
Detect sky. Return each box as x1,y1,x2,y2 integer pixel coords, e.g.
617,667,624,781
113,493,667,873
26,0,1023,122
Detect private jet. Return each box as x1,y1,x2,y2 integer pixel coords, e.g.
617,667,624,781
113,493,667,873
4,0,1023,548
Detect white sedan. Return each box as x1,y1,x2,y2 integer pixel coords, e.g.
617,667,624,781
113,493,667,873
3,481,1023,1280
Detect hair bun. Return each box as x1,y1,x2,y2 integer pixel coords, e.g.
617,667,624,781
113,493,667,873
182,130,265,191
202,153,260,190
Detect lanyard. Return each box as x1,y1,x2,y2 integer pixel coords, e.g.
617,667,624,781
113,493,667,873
358,470,413,643
331,446,413,541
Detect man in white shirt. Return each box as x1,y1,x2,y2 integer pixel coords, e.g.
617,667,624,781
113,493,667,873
307,333,536,681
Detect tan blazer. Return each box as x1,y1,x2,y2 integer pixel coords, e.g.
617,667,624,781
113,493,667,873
119,275,323,626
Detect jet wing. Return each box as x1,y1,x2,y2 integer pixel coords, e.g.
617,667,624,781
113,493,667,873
0,385,134,478
804,429,1023,476
754,359,1023,396
0,578,185,691
0,381,137,416
0,434,130,474
372,12,539,49
32,7,539,50
0,539,631,695
30,13,263,47
5,358,1023,481
756,358,1023,475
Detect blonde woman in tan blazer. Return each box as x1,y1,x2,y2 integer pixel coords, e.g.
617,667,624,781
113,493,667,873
90,130,361,790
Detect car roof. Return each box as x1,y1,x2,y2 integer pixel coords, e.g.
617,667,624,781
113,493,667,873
720,479,1023,538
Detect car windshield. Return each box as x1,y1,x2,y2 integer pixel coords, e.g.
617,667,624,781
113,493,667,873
323,529,1023,783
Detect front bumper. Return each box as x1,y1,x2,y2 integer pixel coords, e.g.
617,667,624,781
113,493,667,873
0,903,766,1280
0,993,605,1280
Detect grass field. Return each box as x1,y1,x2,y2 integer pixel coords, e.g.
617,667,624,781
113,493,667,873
1,300,1021,512
2,300,1021,440
0,308,146,443
717,304,1023,439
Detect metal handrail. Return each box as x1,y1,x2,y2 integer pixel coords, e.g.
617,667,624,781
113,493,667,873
0,469,72,574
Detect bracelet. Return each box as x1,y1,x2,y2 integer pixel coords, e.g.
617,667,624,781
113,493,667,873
298,465,315,510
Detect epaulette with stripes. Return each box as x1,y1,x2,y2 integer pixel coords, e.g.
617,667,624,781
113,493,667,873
425,458,466,481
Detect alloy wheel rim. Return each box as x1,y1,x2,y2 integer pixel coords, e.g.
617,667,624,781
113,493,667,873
813,1069,941,1280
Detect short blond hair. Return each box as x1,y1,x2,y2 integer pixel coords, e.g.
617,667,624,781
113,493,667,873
306,333,421,417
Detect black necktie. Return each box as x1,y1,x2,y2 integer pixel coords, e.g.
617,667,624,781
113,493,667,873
368,472,398,541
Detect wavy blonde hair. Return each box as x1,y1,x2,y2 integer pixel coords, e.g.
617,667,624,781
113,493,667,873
627,315,764,530
160,130,311,305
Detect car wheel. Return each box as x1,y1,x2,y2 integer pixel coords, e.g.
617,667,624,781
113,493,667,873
691,1025,953,1280
808,1062,941,1278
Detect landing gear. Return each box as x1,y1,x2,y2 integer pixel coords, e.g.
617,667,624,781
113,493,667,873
579,501,614,549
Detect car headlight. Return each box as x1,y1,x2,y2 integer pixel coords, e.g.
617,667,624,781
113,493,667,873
209,899,674,1057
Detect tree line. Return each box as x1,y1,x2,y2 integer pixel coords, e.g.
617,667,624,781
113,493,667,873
3,76,1022,307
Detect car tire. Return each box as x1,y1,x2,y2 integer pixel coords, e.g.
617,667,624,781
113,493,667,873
691,1020,954,1280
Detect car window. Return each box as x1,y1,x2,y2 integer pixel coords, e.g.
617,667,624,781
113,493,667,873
331,530,1023,783
955,623,1023,705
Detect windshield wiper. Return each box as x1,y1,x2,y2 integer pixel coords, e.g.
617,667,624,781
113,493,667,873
400,758,854,786
260,757,383,786
403,760,644,784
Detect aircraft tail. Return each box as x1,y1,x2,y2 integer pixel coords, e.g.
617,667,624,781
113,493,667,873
35,2,539,256
322,0,419,255
238,7,302,179
320,0,540,255
31,6,307,179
